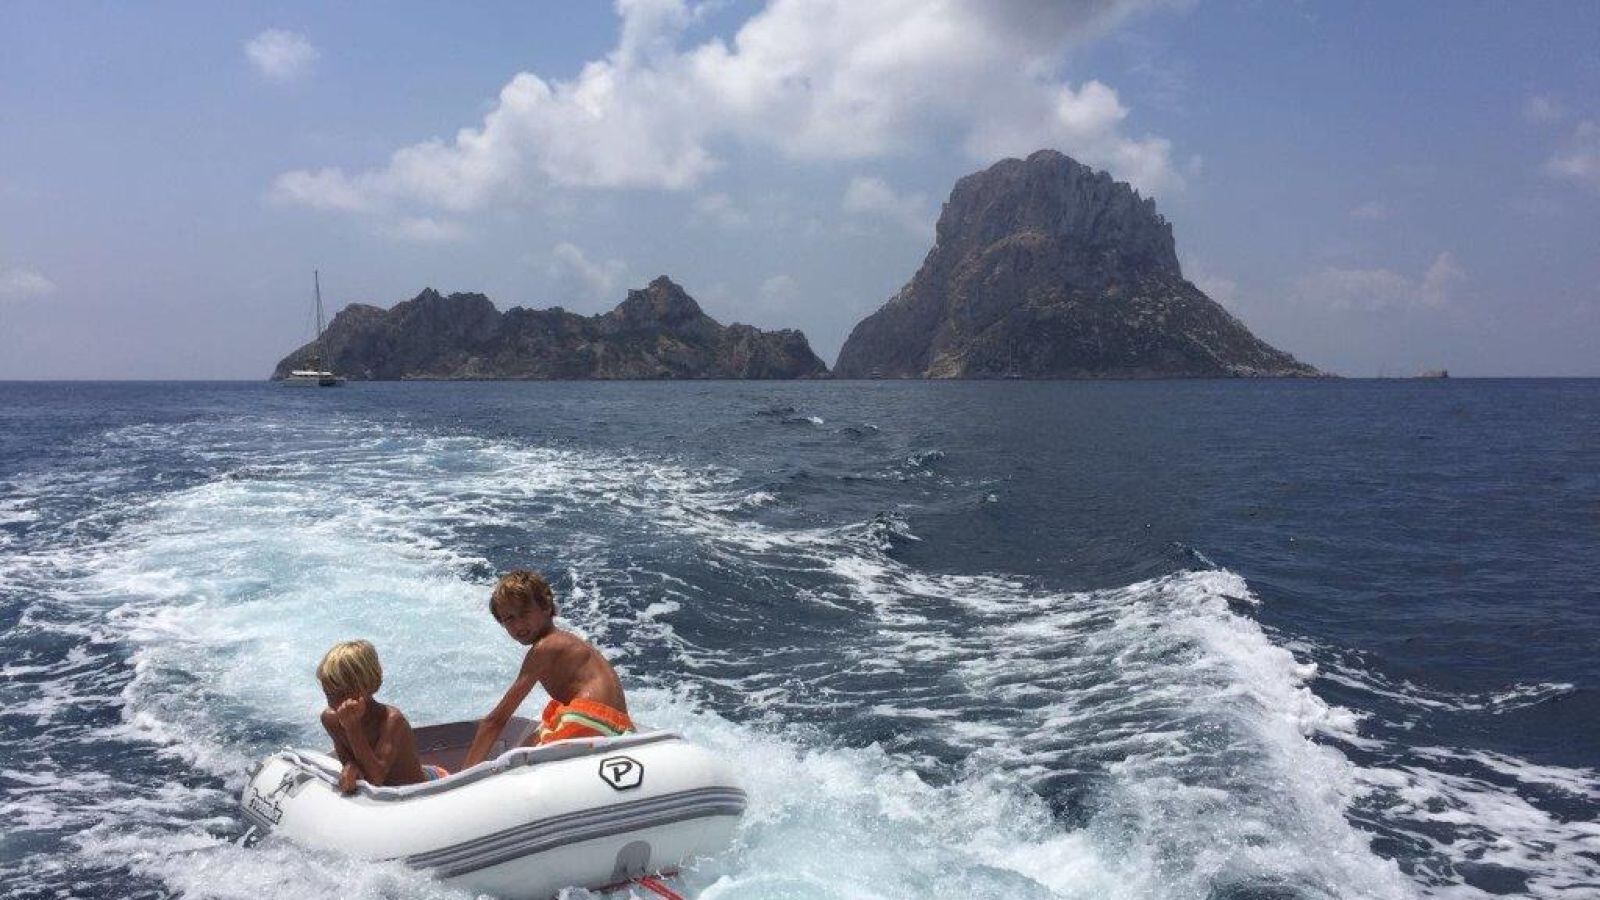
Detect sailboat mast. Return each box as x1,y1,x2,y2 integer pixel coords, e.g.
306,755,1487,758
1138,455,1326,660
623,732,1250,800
314,269,325,339
284,269,342,385
312,269,325,369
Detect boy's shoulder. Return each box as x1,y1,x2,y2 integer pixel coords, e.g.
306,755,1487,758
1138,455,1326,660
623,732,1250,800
543,627,602,653
524,628,595,667
366,702,415,742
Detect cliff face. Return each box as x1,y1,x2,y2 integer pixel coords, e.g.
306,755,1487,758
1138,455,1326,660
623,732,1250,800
271,277,828,380
834,150,1319,378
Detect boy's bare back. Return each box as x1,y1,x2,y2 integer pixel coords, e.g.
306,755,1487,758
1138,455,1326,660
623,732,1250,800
522,627,628,713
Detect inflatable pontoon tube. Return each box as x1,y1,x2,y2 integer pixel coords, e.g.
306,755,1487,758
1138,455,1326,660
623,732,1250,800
240,718,744,899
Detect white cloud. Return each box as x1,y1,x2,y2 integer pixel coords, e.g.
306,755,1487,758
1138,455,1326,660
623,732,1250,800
272,0,1182,214
842,175,933,237
548,242,627,305
960,79,1184,195
381,216,468,243
1419,251,1464,309
1294,267,1413,313
1523,94,1565,125
269,167,377,212
1349,200,1392,221
1181,257,1239,308
1293,251,1465,312
0,267,57,300
756,273,801,310
691,192,751,228
1545,120,1600,192
245,29,318,82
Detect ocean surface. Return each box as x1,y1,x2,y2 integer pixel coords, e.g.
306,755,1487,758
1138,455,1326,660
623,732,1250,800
1,379,1596,900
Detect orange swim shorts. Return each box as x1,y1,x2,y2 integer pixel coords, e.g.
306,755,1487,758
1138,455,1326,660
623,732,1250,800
536,697,635,745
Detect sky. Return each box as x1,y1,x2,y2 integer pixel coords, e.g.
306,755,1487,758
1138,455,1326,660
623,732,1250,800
2,0,1597,379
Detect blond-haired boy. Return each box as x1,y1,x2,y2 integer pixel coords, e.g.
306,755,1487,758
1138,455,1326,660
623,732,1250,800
462,570,633,768
317,639,441,793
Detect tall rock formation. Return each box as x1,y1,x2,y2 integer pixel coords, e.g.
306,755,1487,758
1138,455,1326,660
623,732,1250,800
272,276,827,380
834,150,1319,378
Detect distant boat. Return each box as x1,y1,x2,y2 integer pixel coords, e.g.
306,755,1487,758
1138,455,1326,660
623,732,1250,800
283,270,344,386
1415,369,1449,379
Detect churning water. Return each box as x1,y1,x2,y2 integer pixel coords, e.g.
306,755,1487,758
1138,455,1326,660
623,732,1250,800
1,380,1595,899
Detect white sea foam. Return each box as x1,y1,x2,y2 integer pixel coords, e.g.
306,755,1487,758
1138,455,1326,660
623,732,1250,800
1352,760,1600,896
798,561,1415,899
1292,639,1577,717
1276,653,1600,894
0,493,39,533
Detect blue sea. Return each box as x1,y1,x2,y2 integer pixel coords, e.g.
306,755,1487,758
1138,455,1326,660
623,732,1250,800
1,380,1595,899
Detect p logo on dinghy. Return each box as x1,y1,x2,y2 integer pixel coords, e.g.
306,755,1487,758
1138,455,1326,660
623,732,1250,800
598,755,644,790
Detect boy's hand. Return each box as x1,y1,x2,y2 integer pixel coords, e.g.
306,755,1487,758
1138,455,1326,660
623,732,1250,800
335,696,367,730
339,765,359,794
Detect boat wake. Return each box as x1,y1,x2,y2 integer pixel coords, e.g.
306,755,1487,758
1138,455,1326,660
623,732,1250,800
0,412,1593,898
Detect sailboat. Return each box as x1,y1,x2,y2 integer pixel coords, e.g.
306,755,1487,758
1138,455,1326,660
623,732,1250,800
283,270,344,386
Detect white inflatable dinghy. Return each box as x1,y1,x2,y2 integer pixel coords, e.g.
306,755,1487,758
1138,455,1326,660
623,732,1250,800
239,716,745,898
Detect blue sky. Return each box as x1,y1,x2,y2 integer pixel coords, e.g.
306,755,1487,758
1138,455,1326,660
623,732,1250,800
2,1,1596,378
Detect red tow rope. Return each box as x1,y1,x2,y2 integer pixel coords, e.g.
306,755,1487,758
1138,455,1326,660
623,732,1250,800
632,875,686,900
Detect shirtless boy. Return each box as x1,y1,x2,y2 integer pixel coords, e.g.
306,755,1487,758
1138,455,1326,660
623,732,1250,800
317,639,443,792
462,570,633,768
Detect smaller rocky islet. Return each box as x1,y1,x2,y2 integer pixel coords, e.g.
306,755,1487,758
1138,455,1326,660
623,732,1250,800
272,276,828,380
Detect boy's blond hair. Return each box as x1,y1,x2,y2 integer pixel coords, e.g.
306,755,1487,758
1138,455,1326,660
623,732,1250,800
317,639,383,696
490,569,556,615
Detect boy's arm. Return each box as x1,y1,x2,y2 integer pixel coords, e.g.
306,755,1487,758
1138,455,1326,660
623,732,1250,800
335,697,394,787
463,652,540,768
322,709,362,794
355,709,412,787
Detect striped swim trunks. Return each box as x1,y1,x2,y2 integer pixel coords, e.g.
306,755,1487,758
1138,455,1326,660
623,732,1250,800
536,697,635,745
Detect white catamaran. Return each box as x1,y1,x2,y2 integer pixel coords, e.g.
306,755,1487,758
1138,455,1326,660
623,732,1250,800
283,270,345,386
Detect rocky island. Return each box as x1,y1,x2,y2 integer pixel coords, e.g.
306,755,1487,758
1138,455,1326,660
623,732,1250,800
834,150,1319,378
272,276,827,380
